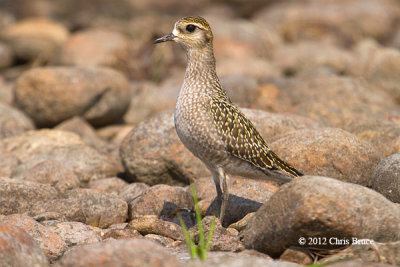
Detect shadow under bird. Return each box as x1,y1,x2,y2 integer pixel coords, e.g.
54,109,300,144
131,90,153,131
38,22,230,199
154,16,303,225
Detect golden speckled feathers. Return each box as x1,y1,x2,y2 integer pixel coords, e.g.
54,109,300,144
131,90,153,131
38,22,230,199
179,16,211,31
210,95,303,177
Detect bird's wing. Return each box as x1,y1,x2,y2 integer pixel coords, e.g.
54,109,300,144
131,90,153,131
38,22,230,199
210,97,302,177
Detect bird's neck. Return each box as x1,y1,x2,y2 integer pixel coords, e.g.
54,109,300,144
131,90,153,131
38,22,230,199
182,45,224,96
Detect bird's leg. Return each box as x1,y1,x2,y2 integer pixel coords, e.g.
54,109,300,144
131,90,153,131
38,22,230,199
217,168,229,226
211,170,223,217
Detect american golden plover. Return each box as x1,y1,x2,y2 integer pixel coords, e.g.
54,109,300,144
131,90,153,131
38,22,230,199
154,16,302,223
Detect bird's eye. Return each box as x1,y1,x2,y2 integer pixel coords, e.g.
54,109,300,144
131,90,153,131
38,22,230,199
186,24,196,33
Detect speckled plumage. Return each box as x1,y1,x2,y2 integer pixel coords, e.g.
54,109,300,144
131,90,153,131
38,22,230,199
155,16,302,223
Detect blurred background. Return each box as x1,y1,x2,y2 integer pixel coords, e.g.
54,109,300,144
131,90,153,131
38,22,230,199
1,0,400,132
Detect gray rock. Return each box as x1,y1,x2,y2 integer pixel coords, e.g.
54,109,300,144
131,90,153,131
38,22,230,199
56,238,179,267
242,176,400,257
0,223,49,267
14,66,130,127
372,154,400,203
0,178,58,215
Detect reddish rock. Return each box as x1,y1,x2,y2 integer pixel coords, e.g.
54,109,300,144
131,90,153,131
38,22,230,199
119,182,150,203
0,223,49,267
14,67,130,127
1,214,67,262
271,128,381,186
57,238,179,267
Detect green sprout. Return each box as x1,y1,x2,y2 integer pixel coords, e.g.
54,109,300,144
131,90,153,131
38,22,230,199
179,184,216,260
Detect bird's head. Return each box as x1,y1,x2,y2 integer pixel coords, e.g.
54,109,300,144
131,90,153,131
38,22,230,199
154,16,213,49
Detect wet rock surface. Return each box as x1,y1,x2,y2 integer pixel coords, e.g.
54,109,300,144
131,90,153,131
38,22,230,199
1,0,400,266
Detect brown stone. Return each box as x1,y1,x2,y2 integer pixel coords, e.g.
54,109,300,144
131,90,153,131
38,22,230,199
271,128,381,186
0,102,35,139
0,223,49,267
0,150,19,178
0,178,58,215
14,66,130,127
129,216,184,240
1,214,67,262
88,177,128,194
56,238,179,267
242,176,400,257
372,154,400,203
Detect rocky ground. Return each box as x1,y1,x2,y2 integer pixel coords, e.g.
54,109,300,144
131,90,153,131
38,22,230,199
1,0,400,266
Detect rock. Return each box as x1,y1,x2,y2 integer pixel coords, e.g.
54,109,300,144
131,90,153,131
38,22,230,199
372,154,400,203
283,75,399,128
184,251,301,267
59,29,134,78
279,247,313,265
253,0,399,46
129,216,184,240
1,214,67,262
0,42,13,69
12,159,80,194
119,182,150,203
30,189,127,228
88,177,128,194
193,177,276,226
145,234,175,247
55,116,110,152
120,110,321,185
0,102,35,139
228,212,255,232
128,184,192,220
328,261,394,267
14,67,130,127
102,227,142,240
2,18,69,61
123,81,177,126
271,128,381,186
0,223,49,267
16,144,121,184
42,221,101,247
350,40,400,103
0,129,84,161
271,41,354,78
242,176,400,257
344,119,400,158
56,238,179,267
96,124,134,146
190,216,243,252
0,150,19,177
0,178,58,215
322,241,400,266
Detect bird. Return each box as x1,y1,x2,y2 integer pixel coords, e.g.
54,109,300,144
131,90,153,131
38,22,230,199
154,16,303,225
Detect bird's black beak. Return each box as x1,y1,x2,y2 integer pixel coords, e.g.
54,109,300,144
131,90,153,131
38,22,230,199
153,33,175,44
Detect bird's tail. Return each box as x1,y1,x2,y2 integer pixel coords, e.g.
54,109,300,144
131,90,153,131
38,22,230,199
270,151,303,177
